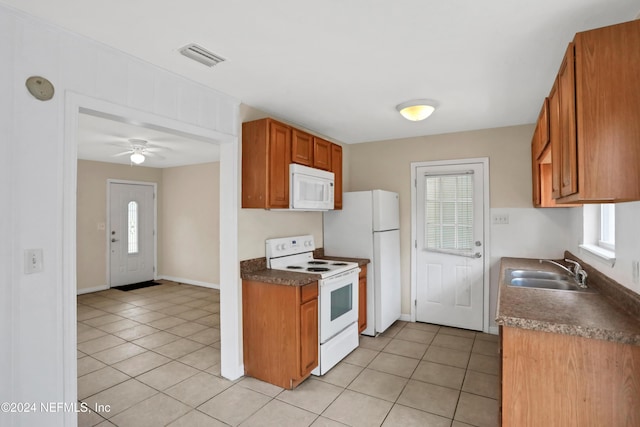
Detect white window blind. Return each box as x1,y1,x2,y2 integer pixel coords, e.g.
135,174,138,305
424,172,473,256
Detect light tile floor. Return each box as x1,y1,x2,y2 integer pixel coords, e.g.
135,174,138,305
77,280,499,427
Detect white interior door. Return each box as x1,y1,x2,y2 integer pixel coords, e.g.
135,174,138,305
415,162,485,331
109,182,156,287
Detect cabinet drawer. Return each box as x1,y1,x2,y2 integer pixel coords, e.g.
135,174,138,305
300,283,318,303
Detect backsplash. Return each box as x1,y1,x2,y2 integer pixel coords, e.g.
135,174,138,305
566,251,640,322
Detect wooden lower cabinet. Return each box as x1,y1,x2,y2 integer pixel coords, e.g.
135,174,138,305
242,280,318,389
358,265,367,333
501,326,640,426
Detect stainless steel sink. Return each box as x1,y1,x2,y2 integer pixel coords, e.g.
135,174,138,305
507,269,570,281
505,268,595,292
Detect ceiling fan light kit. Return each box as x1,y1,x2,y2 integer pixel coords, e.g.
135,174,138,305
130,151,145,164
128,139,148,164
396,99,437,121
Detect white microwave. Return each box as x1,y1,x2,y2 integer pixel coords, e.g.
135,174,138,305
289,164,335,211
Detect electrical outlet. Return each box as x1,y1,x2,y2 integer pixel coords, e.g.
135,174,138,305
492,213,509,225
24,249,43,274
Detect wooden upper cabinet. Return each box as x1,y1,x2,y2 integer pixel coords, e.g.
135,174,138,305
268,122,292,208
550,19,640,203
532,98,553,207
291,129,313,166
331,143,343,209
242,117,344,209
242,118,291,209
549,79,562,200
557,43,578,199
313,137,332,171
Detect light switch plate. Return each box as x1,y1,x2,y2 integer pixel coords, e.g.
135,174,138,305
25,249,43,274
492,213,509,225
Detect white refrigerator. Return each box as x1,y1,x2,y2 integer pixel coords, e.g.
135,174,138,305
323,190,401,336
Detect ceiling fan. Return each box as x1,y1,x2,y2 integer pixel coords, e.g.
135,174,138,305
112,139,166,164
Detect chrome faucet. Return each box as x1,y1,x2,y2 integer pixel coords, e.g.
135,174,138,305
539,258,588,288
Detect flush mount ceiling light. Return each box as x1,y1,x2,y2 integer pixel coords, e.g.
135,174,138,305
396,100,437,121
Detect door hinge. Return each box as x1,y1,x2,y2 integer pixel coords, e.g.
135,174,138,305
414,240,417,249
414,299,417,307
153,266,156,272
414,178,417,188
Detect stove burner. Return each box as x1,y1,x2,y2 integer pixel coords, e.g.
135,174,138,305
307,267,330,272
286,266,304,270
308,260,328,265
331,262,348,266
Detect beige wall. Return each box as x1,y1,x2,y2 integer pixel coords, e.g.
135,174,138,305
347,124,536,318
161,163,220,285
77,160,163,291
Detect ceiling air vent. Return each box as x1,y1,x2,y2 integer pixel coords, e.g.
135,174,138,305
179,43,226,67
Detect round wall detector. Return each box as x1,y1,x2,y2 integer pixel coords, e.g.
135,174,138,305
25,76,55,101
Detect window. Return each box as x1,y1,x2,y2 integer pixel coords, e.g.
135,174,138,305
424,172,474,256
580,203,615,264
599,204,615,251
127,201,139,254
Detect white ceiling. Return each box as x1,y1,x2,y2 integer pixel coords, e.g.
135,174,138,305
5,0,640,150
77,113,220,168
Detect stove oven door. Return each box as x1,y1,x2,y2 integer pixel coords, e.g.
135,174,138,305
319,269,360,343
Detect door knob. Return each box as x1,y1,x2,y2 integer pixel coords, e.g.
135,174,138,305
475,241,482,247
111,238,119,243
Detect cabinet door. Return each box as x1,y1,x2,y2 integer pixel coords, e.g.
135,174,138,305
331,143,343,209
549,80,562,199
299,298,318,376
557,43,578,198
313,138,332,170
531,123,542,207
268,122,291,208
358,267,367,333
292,130,313,166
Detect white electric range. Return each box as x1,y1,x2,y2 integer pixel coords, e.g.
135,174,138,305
266,235,360,375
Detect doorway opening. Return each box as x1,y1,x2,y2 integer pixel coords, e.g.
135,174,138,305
63,94,241,424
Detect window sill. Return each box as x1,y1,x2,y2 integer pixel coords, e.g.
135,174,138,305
579,244,616,267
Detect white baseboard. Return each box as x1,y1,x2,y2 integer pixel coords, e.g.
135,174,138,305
489,326,500,335
399,313,412,322
159,275,220,290
77,285,109,295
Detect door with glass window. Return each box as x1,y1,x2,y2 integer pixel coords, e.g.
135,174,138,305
109,182,155,287
415,163,484,331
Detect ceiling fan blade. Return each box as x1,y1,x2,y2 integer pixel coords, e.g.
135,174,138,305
112,150,133,157
144,152,166,160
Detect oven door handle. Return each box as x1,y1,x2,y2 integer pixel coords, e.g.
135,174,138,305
321,268,361,285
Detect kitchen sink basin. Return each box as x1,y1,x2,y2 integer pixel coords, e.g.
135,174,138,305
505,269,595,292
507,269,569,281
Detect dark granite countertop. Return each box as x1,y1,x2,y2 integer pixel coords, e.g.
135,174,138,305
496,256,640,345
239,251,370,287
